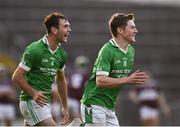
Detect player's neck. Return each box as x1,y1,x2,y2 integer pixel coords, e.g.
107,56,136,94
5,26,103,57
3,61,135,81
114,37,129,51
47,35,59,51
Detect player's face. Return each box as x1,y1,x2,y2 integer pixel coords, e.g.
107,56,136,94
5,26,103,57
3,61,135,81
122,20,138,43
56,19,71,43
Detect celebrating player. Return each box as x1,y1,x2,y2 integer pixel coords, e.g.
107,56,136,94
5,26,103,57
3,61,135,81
12,12,71,126
80,12,148,126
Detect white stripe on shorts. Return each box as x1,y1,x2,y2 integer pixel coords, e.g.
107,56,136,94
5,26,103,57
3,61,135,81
20,100,52,125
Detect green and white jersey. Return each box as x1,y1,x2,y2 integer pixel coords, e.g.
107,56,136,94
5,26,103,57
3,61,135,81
81,38,135,111
19,35,67,101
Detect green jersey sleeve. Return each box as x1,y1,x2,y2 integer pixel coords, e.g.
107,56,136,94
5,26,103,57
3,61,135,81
19,46,36,71
96,45,112,76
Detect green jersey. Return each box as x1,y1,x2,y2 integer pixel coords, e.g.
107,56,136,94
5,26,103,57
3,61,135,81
19,35,67,101
81,39,135,111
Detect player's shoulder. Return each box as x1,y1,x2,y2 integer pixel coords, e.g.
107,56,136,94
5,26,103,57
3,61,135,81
58,45,66,52
57,46,67,57
128,44,135,52
100,41,114,51
25,39,44,51
128,44,134,49
98,41,116,57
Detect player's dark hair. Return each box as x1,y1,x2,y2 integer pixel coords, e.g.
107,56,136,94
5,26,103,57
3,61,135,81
109,13,135,37
43,12,66,33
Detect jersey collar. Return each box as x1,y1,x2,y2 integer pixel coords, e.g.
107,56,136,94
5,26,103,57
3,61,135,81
42,34,61,54
109,38,129,54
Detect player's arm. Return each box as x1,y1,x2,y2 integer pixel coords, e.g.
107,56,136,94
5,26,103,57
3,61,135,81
56,70,69,125
96,70,147,88
158,93,171,117
128,89,138,104
95,46,147,88
12,67,48,106
12,67,36,97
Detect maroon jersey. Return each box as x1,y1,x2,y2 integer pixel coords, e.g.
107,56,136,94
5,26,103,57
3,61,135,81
67,70,88,101
136,79,160,108
0,77,14,103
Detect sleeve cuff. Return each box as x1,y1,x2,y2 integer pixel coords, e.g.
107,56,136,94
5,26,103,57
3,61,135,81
19,63,31,71
59,65,65,71
96,71,109,76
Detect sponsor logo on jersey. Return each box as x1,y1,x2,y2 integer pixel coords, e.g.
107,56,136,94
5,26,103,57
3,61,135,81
40,67,57,75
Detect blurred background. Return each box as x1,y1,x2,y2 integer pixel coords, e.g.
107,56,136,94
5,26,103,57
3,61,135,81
0,0,180,125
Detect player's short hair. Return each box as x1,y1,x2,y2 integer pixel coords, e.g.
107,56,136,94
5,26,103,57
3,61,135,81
43,12,66,33
109,13,135,37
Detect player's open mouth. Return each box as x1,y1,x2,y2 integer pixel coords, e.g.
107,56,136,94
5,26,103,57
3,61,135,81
64,33,69,37
132,35,136,38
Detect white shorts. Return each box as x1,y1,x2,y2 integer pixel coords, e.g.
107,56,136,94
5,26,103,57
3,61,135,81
0,104,15,120
20,100,52,125
51,101,62,121
68,98,80,114
140,106,159,120
81,104,119,126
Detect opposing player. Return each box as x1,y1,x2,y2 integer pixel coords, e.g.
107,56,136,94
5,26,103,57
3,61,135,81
67,55,90,121
12,12,71,126
51,55,90,123
80,13,148,126
128,71,171,125
0,64,17,126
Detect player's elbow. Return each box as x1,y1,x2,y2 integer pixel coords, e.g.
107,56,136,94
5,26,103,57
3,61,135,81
12,70,22,84
12,72,18,84
12,67,26,84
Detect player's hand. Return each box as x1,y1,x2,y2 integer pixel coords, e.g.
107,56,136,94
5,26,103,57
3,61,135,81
127,70,148,84
60,108,69,125
32,91,48,107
